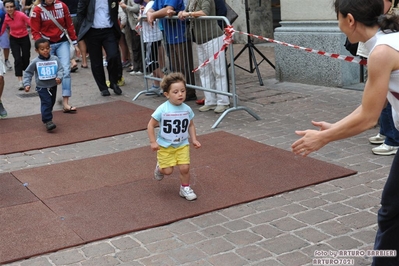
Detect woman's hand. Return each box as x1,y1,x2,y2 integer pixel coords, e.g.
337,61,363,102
291,120,330,157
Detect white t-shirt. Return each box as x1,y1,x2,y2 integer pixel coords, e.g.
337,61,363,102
142,1,163,43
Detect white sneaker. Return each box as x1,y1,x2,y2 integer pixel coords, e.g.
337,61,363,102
154,163,164,181
199,105,217,112
179,186,197,201
129,70,143,76
369,133,386,144
214,105,229,113
5,59,12,70
372,143,399,155
103,59,108,67
18,81,24,90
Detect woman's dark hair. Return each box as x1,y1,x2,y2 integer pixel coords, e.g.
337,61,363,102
160,72,186,93
35,38,50,49
3,0,15,7
334,0,399,32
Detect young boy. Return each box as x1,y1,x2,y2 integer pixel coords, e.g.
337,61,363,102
23,38,63,131
147,72,201,201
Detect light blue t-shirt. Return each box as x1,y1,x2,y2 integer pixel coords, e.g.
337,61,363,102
152,100,194,148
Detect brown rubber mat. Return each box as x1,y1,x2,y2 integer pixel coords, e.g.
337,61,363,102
0,131,357,263
0,100,153,155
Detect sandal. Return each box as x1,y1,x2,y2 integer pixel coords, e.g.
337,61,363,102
81,64,88,68
70,65,78,72
63,106,77,113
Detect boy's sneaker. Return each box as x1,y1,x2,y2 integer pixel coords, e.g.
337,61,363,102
146,86,162,96
368,133,386,144
372,143,398,155
45,121,56,131
5,59,12,70
179,186,197,201
154,163,164,181
0,102,7,118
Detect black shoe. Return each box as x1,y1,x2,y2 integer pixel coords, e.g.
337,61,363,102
110,83,122,95
101,89,111,96
45,121,56,131
185,94,197,101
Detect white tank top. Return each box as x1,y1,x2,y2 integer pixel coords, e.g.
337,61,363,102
364,30,399,130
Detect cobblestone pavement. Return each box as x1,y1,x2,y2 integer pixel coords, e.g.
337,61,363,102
1,44,390,266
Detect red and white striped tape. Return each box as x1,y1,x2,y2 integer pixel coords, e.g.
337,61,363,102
192,25,367,72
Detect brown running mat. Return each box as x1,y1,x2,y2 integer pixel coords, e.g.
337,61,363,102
0,131,357,263
0,101,153,155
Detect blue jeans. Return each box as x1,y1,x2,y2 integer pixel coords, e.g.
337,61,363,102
379,102,399,146
36,86,57,123
50,41,71,97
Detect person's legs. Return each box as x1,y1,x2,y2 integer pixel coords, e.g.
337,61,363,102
51,41,76,110
373,152,399,266
380,103,399,146
79,40,88,67
0,74,6,118
196,42,216,106
85,29,109,94
130,29,143,73
9,36,23,86
211,36,229,107
37,87,54,123
103,32,121,85
21,35,31,73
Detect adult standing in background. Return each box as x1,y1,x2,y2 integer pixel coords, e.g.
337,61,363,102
147,0,197,101
30,0,79,112
0,0,13,71
0,1,7,118
61,0,79,72
1,0,31,90
120,0,142,74
178,0,229,113
77,0,123,97
21,0,33,15
62,0,88,69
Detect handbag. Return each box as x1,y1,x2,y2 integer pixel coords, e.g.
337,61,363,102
225,2,238,24
38,5,75,60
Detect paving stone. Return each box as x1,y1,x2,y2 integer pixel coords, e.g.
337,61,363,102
293,227,330,243
80,255,120,266
82,243,115,258
235,245,272,262
277,251,310,266
196,237,235,255
270,217,307,231
294,209,337,225
110,236,140,250
207,252,248,266
48,249,85,265
259,234,310,255
115,247,150,262
223,230,263,246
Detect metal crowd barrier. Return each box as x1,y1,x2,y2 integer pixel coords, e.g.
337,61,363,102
132,15,260,128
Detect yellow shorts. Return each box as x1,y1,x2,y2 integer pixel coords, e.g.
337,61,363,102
157,145,190,168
